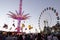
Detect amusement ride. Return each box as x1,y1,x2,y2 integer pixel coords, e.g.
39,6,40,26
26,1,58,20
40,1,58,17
38,7,60,32
7,0,30,32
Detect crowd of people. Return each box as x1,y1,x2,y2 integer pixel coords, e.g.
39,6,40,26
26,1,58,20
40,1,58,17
0,31,60,40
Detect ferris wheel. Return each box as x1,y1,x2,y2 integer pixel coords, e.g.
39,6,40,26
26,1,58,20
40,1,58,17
38,7,60,32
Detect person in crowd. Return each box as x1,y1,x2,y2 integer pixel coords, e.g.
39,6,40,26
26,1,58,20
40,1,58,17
52,34,58,40
57,34,60,40
17,35,23,40
25,34,31,40
0,32,3,40
22,34,25,40
44,34,48,40
37,33,42,40
2,32,7,40
5,32,17,40
47,33,53,40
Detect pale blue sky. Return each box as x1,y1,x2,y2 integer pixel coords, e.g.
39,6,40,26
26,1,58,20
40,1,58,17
0,0,60,33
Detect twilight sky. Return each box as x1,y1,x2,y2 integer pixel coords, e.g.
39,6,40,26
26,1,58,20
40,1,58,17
0,0,60,33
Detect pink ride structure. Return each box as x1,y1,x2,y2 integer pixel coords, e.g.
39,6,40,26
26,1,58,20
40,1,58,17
7,0,30,32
